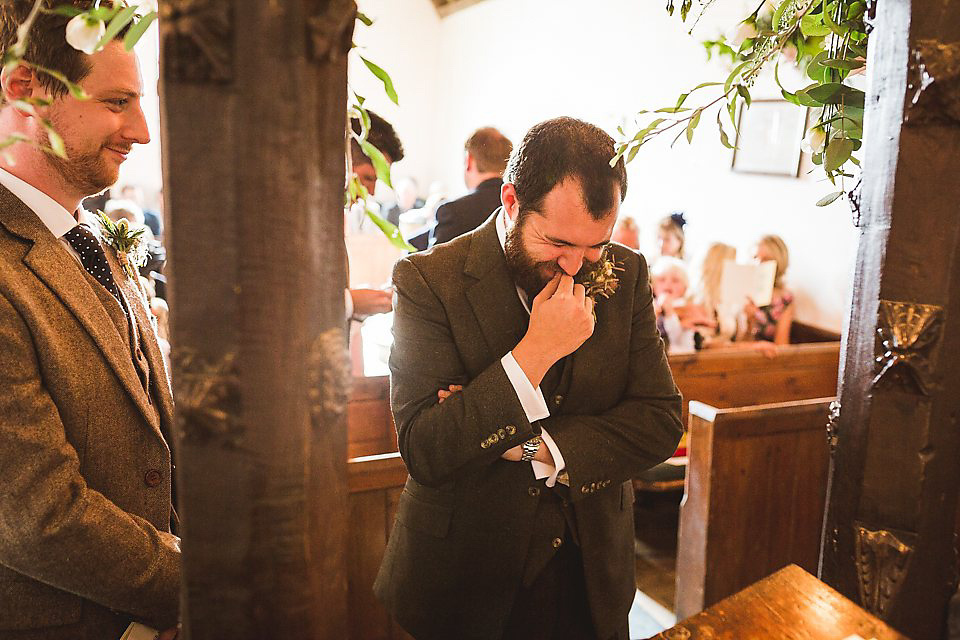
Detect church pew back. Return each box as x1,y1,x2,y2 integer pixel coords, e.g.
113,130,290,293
346,452,413,640
669,342,839,427
675,397,834,619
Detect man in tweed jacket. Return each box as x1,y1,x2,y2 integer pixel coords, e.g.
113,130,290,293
375,118,683,640
0,3,179,638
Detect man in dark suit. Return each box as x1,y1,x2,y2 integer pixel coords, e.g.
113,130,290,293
375,117,683,640
431,126,512,246
0,4,179,638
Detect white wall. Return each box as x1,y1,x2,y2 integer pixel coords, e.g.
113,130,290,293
353,0,857,331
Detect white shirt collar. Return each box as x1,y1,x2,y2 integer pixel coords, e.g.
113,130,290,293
0,167,94,238
495,207,532,314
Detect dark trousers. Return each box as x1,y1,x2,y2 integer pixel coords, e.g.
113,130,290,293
501,530,597,640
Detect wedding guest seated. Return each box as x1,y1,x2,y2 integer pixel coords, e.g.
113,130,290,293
652,257,706,354
612,215,640,250
657,211,687,260
741,234,794,346
692,242,738,347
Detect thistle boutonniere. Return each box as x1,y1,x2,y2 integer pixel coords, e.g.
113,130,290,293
579,246,624,302
95,211,148,281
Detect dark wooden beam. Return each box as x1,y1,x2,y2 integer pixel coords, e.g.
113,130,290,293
159,0,356,637
820,0,960,636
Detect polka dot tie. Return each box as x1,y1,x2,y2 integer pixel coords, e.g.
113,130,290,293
63,224,125,311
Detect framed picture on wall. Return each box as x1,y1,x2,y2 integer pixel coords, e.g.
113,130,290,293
731,99,809,177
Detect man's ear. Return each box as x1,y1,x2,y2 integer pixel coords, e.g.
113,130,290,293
464,151,475,172
501,182,519,222
1,64,39,113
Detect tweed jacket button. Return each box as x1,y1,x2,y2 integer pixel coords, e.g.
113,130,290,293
481,440,490,449
528,486,540,497
490,433,499,444
552,537,563,549
144,469,163,487
497,428,506,439
553,395,563,406
581,485,589,494
505,425,517,435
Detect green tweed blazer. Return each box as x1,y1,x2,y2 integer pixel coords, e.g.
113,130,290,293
0,186,180,640
375,212,683,640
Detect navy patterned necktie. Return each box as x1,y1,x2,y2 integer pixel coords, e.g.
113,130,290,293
63,224,125,312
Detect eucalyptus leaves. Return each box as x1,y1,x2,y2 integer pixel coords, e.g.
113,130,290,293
616,0,868,206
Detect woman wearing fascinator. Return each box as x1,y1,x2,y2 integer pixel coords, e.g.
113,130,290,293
657,210,687,261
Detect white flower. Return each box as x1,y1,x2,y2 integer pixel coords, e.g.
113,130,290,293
133,0,158,15
65,14,105,55
801,127,826,154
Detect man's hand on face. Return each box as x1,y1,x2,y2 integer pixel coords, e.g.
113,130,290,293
513,273,595,388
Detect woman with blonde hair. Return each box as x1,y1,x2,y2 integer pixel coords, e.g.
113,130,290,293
743,234,794,345
657,211,686,260
694,242,738,344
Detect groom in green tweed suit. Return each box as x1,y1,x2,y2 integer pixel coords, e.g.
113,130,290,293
375,117,683,640
0,3,179,638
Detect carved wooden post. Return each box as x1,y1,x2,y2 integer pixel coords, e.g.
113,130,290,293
159,1,356,637
820,0,960,637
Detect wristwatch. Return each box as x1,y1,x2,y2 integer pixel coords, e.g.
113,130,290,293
521,436,543,462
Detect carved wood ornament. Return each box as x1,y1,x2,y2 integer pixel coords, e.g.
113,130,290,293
854,525,916,619
872,300,943,395
160,0,234,83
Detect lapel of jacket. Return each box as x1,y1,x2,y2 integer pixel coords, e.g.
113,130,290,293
463,212,530,359
112,250,175,444
0,189,165,441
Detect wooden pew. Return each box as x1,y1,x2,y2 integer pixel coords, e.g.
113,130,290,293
669,342,840,427
347,452,412,640
348,375,396,459
675,397,834,619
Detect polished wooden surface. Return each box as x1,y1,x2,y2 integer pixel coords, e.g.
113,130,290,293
670,342,839,426
654,564,908,639
675,398,833,619
348,375,397,459
346,454,413,640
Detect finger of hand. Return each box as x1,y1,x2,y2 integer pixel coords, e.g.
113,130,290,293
501,445,523,461
437,390,451,399
534,273,563,304
448,384,463,392
572,283,586,301
555,274,575,297
585,296,596,321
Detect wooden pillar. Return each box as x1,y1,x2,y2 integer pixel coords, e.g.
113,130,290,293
821,0,960,637
158,1,356,637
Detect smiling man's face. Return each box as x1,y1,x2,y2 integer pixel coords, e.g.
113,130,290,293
38,40,149,197
503,177,617,299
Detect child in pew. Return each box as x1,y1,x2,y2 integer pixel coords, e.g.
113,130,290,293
651,257,714,354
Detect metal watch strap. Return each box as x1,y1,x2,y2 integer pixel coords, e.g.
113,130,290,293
521,435,543,462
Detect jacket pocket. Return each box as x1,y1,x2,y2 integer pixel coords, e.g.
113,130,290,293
397,489,453,538
0,573,82,630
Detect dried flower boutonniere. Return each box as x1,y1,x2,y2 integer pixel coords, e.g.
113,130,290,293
96,211,148,282
579,246,624,303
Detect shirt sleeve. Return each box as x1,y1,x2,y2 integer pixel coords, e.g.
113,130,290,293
344,288,354,321
501,352,567,486
500,351,549,422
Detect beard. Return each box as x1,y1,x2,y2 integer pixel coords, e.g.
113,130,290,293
504,214,601,300
37,117,123,197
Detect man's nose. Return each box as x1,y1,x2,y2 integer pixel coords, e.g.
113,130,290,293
557,249,586,276
123,99,151,145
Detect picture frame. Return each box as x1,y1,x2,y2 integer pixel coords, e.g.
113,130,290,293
731,99,809,177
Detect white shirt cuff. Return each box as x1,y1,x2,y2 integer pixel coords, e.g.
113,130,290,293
344,288,354,321
500,352,549,422
532,429,566,487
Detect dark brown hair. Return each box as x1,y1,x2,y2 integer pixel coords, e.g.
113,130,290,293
503,117,627,220
0,1,133,100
